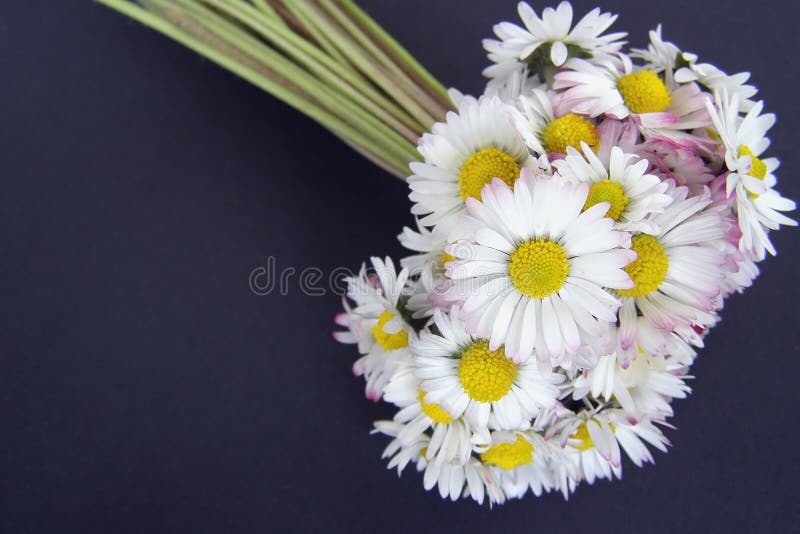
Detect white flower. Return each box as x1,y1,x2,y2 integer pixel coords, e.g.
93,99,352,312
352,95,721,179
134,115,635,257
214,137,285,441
378,360,478,465
614,184,728,360
408,95,535,233
554,55,712,146
561,410,670,484
374,422,506,506
509,88,601,158
412,307,563,430
445,172,635,362
483,2,625,82
554,143,672,234
571,351,691,417
334,257,414,401
474,430,558,500
632,25,758,111
706,90,796,259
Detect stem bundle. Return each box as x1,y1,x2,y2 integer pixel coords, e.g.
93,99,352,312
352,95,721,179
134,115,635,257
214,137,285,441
97,0,453,179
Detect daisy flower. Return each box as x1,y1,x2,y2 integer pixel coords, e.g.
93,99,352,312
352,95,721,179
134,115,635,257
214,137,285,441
378,360,479,465
560,409,669,484
571,350,691,417
445,172,635,362
475,430,563,500
554,143,672,234
483,2,625,83
412,307,563,430
510,87,600,157
334,257,414,401
706,90,796,259
554,55,712,146
613,184,728,357
374,422,506,505
632,25,758,111
408,95,535,232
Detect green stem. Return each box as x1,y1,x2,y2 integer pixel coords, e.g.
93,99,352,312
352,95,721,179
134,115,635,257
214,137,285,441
340,0,451,106
97,0,411,176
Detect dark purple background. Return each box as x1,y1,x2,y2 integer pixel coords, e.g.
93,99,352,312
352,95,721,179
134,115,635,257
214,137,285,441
2,1,798,532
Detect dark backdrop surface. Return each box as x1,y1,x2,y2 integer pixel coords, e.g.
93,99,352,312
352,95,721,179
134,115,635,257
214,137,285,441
1,1,798,532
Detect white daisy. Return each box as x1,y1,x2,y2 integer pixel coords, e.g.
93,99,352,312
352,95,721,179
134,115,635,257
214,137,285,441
408,95,535,232
413,307,563,430
510,87,601,157
445,171,635,362
483,2,625,83
632,25,758,111
334,257,414,401
560,409,670,484
375,422,506,506
554,143,672,234
475,430,560,500
571,350,691,417
378,360,479,465
613,184,728,358
554,55,712,146
706,90,796,259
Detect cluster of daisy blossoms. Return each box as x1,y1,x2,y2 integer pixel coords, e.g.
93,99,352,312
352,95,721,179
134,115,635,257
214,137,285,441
335,2,795,505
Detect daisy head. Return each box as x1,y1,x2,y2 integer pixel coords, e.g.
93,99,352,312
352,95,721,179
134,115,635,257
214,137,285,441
613,184,728,353
334,257,415,402
483,2,625,83
511,88,600,157
706,90,796,259
408,95,534,232
554,143,672,233
380,360,478,465
445,171,635,362
373,422,506,506
554,55,712,146
632,25,758,111
475,429,564,500
412,307,563,430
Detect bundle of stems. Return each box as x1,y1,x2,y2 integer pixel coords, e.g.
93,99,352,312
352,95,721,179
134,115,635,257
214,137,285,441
97,0,454,179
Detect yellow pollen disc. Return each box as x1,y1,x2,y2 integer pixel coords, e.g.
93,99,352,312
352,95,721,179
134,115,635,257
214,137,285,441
508,240,570,299
458,341,518,403
458,147,521,200
617,70,671,114
541,113,599,154
417,390,453,424
440,250,457,266
480,435,534,470
572,422,616,451
583,179,629,221
371,310,409,351
617,234,669,298
738,145,767,180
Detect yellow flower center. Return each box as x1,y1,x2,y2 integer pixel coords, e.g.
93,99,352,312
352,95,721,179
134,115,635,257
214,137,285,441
571,423,595,451
617,234,669,298
571,421,615,451
417,389,453,424
738,145,767,180
617,70,671,114
480,435,534,470
583,179,629,221
458,341,518,403
508,240,570,299
440,250,457,266
371,310,409,351
458,147,521,200
541,113,599,154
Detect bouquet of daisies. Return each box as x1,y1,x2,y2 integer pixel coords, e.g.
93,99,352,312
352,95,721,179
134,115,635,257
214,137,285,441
333,4,796,505
102,0,795,505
